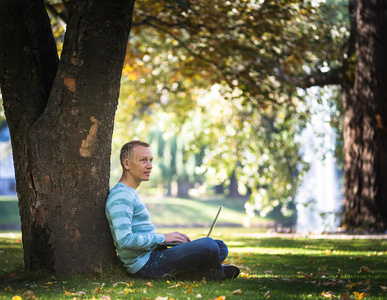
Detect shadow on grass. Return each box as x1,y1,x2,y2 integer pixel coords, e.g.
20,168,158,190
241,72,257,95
1,231,386,299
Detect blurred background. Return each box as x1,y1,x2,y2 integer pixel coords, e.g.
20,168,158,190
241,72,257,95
0,0,350,234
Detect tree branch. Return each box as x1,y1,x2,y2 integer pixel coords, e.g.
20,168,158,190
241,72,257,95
299,67,343,88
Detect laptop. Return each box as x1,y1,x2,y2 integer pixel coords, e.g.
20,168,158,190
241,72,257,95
159,206,223,247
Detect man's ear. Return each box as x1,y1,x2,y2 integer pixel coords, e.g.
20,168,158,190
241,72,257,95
122,158,130,170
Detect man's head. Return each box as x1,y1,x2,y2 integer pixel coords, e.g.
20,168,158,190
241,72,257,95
119,141,153,188
120,140,150,168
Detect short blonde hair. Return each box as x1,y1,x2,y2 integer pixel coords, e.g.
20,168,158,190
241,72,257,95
120,140,150,167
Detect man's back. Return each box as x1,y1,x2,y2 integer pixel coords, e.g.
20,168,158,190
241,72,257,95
105,182,164,273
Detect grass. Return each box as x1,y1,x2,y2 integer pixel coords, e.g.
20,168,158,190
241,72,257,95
0,193,293,228
0,229,386,300
0,197,19,226
0,196,385,299
140,194,289,228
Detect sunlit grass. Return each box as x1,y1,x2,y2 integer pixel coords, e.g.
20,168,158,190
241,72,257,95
1,228,386,299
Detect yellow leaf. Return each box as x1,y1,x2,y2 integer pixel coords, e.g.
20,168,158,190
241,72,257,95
353,292,370,300
185,286,194,294
124,288,136,294
325,250,332,255
213,296,226,300
12,297,22,300
64,290,75,296
92,285,104,294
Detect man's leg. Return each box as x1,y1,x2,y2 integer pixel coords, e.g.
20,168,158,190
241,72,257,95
136,237,226,278
214,239,228,263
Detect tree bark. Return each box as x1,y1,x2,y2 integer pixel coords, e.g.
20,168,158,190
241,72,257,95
0,0,136,273
341,0,387,231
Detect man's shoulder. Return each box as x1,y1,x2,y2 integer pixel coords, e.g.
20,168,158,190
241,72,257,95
107,183,138,204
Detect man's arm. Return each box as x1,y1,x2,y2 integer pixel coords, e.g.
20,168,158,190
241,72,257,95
106,191,165,250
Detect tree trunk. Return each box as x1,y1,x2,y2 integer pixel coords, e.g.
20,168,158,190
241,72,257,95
0,0,136,273
228,170,241,198
341,0,387,231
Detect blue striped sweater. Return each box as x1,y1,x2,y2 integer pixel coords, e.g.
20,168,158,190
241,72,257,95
105,182,165,274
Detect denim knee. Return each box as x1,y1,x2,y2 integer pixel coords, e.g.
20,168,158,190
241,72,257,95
199,237,223,260
215,239,228,262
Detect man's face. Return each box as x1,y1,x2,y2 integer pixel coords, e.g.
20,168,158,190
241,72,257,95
125,145,153,183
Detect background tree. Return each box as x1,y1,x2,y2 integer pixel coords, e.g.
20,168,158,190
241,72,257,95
303,0,387,230
0,0,135,273
112,0,345,218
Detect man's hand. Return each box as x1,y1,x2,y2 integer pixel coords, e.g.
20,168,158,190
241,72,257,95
164,231,191,243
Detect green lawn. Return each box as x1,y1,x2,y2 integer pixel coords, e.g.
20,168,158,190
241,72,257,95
0,196,19,226
0,194,293,228
0,229,386,300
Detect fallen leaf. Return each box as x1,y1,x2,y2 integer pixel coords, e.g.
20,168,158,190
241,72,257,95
325,250,333,255
233,289,244,295
264,290,271,298
155,297,168,300
380,285,387,291
185,286,194,294
4,286,13,292
92,284,104,294
101,296,111,300
11,296,22,300
213,296,226,300
353,292,370,300
23,290,37,299
113,281,131,287
146,282,154,287
63,286,87,296
196,294,203,298
321,291,338,299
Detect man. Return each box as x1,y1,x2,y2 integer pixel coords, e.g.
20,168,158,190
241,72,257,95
106,140,240,280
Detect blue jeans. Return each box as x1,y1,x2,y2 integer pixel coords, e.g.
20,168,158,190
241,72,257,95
136,237,228,278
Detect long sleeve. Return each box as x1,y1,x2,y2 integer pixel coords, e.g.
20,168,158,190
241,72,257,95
105,183,164,273
107,188,164,250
